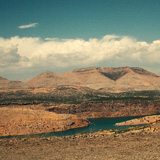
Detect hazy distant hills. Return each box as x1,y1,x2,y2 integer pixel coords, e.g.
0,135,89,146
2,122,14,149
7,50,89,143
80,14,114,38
0,67,160,92
0,76,28,89
26,67,160,92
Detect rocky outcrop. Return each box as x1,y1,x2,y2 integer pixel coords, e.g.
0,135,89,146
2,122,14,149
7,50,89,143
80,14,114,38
49,100,160,118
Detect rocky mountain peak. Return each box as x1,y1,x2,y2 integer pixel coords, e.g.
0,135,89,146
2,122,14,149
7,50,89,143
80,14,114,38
130,67,159,77
98,67,159,81
6,66,159,92
73,67,100,73
39,71,56,78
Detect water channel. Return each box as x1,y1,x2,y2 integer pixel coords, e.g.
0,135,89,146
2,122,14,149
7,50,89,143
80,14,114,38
0,116,145,139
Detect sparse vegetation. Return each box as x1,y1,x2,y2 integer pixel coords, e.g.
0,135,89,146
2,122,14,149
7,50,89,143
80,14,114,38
0,90,160,105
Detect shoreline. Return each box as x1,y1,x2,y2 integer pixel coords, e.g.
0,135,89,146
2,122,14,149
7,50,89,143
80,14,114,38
0,103,160,138
115,115,160,126
0,106,90,137
0,124,160,160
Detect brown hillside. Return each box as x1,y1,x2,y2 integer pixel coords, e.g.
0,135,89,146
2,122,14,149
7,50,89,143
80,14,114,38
26,67,160,92
0,76,28,89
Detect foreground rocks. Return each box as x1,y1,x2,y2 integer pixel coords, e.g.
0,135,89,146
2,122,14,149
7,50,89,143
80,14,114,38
0,105,160,159
0,130,160,160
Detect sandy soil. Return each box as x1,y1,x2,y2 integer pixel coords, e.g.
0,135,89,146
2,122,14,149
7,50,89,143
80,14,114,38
0,106,89,136
0,131,160,160
0,106,160,160
115,115,160,126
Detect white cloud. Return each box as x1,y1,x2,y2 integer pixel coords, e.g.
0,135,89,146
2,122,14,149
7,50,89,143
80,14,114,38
0,35,160,80
18,23,38,29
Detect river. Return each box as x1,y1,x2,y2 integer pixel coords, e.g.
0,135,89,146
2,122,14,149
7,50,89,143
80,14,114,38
0,115,145,139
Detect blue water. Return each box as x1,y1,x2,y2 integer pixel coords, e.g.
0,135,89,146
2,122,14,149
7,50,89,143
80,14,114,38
0,116,144,139
46,116,144,137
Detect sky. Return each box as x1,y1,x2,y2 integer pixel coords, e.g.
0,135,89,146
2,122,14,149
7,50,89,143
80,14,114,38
0,0,160,80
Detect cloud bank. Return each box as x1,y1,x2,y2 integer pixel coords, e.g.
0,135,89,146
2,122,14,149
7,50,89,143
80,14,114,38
0,35,160,80
18,23,38,29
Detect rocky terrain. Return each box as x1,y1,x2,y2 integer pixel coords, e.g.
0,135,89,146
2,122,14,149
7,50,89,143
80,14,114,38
0,67,160,159
0,121,160,160
49,100,160,118
0,106,89,137
0,99,160,137
0,87,160,137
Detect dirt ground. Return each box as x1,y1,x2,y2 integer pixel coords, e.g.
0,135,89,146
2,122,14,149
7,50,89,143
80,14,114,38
0,105,160,160
0,132,160,160
0,106,89,136
115,115,160,126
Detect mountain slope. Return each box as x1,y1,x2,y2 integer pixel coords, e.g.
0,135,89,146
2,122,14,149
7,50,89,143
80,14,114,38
26,67,115,89
0,76,28,89
26,67,160,92
98,67,158,80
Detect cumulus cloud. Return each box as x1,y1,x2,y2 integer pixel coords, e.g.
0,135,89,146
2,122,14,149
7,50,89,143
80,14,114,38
18,23,38,29
0,35,160,80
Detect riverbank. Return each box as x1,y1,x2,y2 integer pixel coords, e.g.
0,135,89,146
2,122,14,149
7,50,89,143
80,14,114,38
115,115,160,126
0,106,89,136
1,104,159,138
1,109,160,159
0,105,146,138
0,128,160,160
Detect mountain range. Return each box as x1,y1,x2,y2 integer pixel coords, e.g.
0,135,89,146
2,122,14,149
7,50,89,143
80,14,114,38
1,67,160,92
0,76,28,89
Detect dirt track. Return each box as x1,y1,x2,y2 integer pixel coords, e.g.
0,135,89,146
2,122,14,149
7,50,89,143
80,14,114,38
0,132,160,160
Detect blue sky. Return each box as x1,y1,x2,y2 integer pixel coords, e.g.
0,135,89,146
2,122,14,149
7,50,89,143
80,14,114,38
1,0,160,41
0,0,160,80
